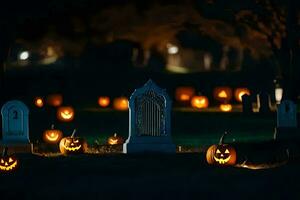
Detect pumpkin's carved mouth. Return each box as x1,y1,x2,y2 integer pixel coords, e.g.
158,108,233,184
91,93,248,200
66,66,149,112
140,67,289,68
109,139,118,145
63,144,82,151
213,155,231,164
60,112,73,119
45,134,59,142
0,160,18,171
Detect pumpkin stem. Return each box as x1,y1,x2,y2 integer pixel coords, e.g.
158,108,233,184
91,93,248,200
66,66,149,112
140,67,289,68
51,124,55,129
71,129,76,138
2,147,8,156
219,131,228,145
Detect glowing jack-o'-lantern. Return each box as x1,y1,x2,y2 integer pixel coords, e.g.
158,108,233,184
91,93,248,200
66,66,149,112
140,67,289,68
57,106,75,122
0,148,19,172
206,132,236,166
219,104,232,112
98,96,110,108
113,97,128,111
59,129,87,154
175,87,195,103
234,88,250,102
43,125,63,144
34,97,44,108
213,87,232,102
107,133,124,145
46,94,63,107
191,96,209,109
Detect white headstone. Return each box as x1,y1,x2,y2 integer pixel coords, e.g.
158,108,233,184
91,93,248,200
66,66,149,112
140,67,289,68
1,100,32,152
123,80,175,153
277,100,297,128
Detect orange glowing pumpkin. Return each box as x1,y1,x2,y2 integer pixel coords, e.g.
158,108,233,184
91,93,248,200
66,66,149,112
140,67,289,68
46,94,63,107
219,104,233,112
175,87,195,103
43,125,63,144
206,132,237,166
107,133,124,145
34,97,44,108
59,129,87,154
213,87,232,102
191,96,209,109
113,97,128,111
57,106,75,122
234,88,250,102
0,147,19,172
98,96,110,108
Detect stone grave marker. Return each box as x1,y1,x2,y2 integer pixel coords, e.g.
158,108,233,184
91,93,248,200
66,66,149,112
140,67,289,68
277,100,297,128
1,100,33,153
123,80,176,153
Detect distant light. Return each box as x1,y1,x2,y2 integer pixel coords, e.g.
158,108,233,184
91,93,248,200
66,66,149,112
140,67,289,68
167,43,179,54
34,97,44,108
19,51,29,60
275,88,283,104
203,53,212,70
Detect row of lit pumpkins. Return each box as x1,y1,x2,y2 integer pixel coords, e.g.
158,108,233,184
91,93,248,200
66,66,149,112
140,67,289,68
43,125,124,148
0,131,233,173
34,94,129,111
0,130,124,172
34,87,250,111
176,87,250,109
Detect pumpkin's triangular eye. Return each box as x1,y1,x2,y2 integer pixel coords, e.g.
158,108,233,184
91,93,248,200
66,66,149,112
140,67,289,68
216,149,221,153
74,140,79,143
1,159,4,164
225,149,230,153
9,158,13,162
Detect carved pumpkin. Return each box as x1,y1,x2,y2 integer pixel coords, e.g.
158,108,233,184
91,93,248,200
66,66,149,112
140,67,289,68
113,97,128,111
34,97,44,108
107,133,124,145
175,87,195,103
191,96,209,109
59,129,87,154
234,88,250,102
206,132,236,166
98,96,110,108
219,104,233,112
43,125,63,144
213,87,232,102
0,148,19,172
46,94,63,107
57,106,75,122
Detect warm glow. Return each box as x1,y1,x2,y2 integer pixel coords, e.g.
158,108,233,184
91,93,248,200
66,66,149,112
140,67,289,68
113,97,128,111
98,96,110,107
0,158,18,171
175,87,195,102
43,125,63,144
219,104,233,112
213,87,232,102
34,97,44,108
46,94,63,107
218,90,228,98
57,106,75,122
234,88,250,102
191,96,209,109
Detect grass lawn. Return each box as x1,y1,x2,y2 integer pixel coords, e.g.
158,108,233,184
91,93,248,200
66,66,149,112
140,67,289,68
1,108,300,199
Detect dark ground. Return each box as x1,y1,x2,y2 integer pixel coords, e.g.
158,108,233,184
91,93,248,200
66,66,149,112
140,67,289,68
0,153,300,200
